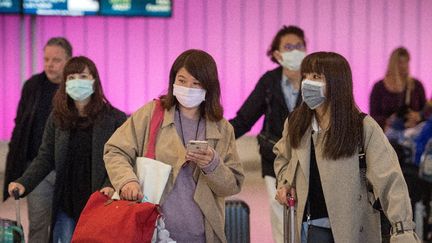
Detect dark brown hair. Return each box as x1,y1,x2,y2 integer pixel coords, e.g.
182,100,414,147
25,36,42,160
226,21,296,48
267,25,306,64
160,49,223,121
288,52,363,160
52,56,110,129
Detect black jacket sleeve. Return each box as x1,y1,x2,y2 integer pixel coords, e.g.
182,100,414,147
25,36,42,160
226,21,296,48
16,114,56,197
229,72,273,138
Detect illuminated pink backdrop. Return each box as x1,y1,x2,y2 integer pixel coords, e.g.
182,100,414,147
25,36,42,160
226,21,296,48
1,0,432,140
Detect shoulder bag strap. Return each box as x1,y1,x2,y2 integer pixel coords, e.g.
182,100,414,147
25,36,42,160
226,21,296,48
144,99,164,159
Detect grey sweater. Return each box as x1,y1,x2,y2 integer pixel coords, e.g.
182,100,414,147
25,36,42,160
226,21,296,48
161,111,219,243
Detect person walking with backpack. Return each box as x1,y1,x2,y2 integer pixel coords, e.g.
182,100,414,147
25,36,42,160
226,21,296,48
275,52,419,242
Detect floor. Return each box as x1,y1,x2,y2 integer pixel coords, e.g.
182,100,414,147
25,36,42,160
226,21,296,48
0,136,276,243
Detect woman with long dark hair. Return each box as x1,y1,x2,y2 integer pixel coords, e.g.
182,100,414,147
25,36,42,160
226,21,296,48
275,52,418,242
8,56,127,242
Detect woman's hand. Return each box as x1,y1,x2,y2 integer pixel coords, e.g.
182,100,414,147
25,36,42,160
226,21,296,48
186,146,215,168
275,186,296,206
120,181,143,201
100,187,115,197
8,182,25,198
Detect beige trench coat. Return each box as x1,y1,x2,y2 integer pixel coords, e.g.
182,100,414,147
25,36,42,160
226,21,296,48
104,101,245,243
274,115,420,243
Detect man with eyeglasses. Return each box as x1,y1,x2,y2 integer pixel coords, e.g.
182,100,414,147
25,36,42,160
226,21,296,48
230,25,307,243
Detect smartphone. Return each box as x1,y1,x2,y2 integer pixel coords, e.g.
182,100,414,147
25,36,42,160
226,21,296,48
187,140,208,153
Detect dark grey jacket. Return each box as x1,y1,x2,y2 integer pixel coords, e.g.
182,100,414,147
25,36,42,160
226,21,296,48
16,106,126,234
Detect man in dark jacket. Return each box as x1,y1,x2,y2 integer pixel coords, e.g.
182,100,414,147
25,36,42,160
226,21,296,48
229,26,307,243
3,37,72,243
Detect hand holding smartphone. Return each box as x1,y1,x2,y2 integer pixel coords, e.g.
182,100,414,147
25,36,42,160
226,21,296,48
186,140,208,153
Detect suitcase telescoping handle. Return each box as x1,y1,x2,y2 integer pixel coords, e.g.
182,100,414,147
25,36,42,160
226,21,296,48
12,188,21,228
284,194,296,243
288,196,296,243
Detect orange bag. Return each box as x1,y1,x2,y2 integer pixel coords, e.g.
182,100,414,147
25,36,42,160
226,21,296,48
71,192,159,243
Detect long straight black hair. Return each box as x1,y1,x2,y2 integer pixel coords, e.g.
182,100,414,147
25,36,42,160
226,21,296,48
288,52,364,160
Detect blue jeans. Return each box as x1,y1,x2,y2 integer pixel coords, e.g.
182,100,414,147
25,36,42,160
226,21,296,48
53,210,76,243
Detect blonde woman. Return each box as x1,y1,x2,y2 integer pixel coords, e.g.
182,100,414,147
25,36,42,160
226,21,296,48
370,47,426,131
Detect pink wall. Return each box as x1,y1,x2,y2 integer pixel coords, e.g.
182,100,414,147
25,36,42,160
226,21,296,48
1,0,432,140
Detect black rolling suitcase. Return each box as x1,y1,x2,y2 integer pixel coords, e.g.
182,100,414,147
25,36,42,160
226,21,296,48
225,199,250,243
0,190,24,243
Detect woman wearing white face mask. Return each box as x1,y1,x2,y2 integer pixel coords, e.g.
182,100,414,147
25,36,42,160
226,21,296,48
230,25,306,243
104,49,244,243
8,56,127,242
274,52,419,242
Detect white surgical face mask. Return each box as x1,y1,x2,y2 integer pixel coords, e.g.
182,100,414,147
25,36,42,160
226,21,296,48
278,50,306,71
301,79,326,110
173,84,206,108
66,79,95,101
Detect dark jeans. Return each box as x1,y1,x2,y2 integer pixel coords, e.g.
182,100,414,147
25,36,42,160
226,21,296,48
53,210,76,243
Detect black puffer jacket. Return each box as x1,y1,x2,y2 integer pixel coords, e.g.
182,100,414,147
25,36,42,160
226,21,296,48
230,66,301,177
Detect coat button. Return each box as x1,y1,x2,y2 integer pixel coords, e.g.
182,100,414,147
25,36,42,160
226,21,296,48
358,194,362,201
359,226,364,232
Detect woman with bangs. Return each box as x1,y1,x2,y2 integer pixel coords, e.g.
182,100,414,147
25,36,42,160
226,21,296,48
274,52,418,242
104,49,244,243
8,56,127,242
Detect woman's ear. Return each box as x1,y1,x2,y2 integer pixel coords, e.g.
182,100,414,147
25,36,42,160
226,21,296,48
273,50,282,62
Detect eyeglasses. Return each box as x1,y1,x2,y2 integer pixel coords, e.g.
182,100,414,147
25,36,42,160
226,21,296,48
283,43,305,51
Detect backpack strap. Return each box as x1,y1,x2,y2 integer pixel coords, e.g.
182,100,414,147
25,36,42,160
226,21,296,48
358,113,377,202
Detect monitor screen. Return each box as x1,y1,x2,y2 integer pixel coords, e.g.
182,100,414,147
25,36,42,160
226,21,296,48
0,0,21,13
23,0,99,16
100,0,171,17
